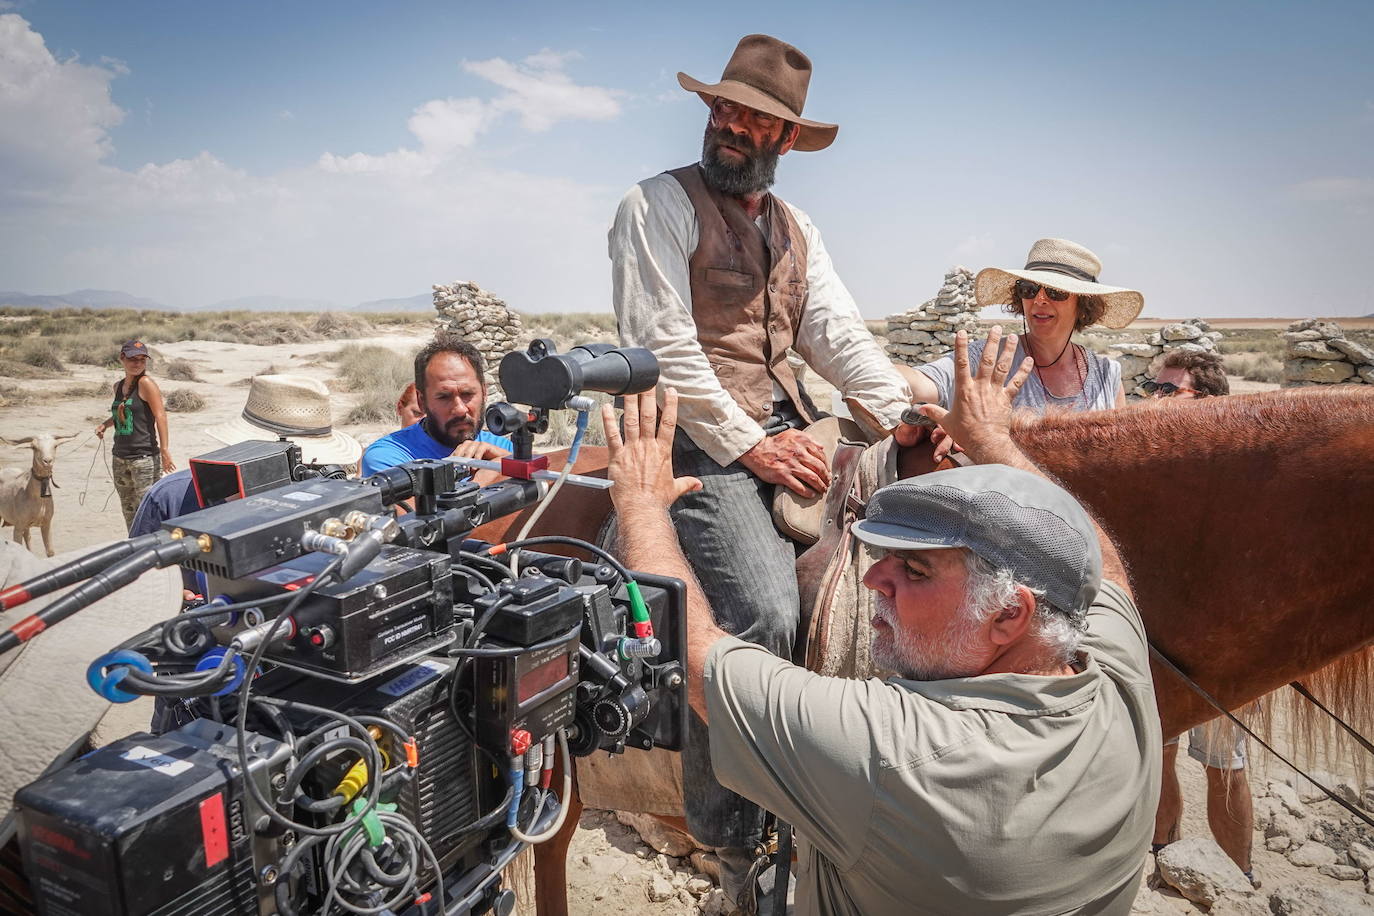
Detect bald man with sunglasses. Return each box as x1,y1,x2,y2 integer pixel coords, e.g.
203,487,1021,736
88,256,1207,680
608,35,911,893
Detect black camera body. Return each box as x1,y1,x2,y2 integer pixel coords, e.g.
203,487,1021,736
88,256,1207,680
12,342,679,915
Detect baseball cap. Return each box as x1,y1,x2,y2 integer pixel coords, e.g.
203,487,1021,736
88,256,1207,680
119,340,150,358
852,464,1102,620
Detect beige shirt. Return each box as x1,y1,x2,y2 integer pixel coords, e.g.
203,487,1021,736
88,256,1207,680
704,580,1161,916
609,173,911,467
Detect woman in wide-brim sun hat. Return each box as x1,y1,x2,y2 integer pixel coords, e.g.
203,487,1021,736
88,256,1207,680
906,238,1144,416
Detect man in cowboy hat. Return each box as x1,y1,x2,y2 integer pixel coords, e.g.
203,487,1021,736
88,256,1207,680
128,374,363,541
608,34,913,877
603,330,1160,914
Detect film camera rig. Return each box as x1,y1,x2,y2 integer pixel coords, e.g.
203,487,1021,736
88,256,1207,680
1,341,683,916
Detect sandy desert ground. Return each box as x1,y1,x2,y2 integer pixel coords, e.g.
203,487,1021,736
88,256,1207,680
2,323,1370,914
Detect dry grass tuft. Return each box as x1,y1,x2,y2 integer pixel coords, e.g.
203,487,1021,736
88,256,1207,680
0,382,33,407
164,358,201,381
164,388,207,412
1223,352,1283,383
327,344,412,424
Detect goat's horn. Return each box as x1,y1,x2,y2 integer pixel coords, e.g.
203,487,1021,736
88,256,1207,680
0,436,34,446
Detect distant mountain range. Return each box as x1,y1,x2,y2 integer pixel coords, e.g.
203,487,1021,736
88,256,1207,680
0,288,435,313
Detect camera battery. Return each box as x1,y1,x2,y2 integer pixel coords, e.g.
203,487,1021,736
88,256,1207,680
473,576,582,646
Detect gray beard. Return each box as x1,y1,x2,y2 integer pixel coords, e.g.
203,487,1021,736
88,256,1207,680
870,594,983,681
700,127,782,197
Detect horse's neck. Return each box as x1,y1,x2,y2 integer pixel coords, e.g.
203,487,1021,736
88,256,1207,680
1012,392,1374,734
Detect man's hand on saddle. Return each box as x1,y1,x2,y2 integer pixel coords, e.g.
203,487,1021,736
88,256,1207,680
739,428,830,497
917,327,1033,461
602,388,703,515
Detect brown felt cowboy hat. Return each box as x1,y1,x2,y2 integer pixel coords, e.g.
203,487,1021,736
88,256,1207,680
678,34,839,152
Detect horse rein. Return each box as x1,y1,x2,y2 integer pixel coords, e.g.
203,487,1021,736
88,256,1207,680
1149,643,1374,829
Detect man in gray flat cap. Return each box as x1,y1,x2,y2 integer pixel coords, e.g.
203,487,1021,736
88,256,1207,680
603,327,1161,914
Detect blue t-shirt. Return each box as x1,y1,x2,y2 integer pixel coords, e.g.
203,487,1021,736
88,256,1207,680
361,423,513,477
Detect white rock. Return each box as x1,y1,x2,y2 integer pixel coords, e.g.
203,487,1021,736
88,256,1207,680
1114,343,1163,357
1156,837,1254,905
1325,864,1369,881
698,888,729,916
1283,329,1327,342
1288,840,1339,867
1350,841,1374,871
686,875,714,895
1285,358,1355,384
1360,366,1374,384
1268,883,1374,914
1269,782,1308,817
1115,355,1152,378
1287,341,1348,361
647,874,675,902
1162,323,1204,341
1329,338,1374,364
1267,835,1293,852
1290,770,1342,803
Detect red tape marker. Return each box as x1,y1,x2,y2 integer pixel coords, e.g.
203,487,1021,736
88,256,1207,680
9,615,47,643
199,793,229,868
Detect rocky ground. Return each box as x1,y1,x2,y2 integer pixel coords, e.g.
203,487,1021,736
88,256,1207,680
2,329,1367,915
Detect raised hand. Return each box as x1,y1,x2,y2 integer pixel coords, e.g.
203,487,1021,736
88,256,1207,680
602,388,702,514
916,326,1033,460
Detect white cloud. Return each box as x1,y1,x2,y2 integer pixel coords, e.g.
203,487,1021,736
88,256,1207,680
0,15,623,310
463,50,624,131
1289,177,1374,202
0,13,126,187
276,109,294,121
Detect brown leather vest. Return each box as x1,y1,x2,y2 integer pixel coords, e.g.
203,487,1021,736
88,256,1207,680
667,164,815,425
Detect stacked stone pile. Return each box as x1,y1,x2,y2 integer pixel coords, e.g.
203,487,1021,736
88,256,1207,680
1282,319,1374,387
432,282,524,397
883,266,982,368
1111,318,1223,397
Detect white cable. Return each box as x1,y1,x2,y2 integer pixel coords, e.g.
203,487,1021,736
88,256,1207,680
510,408,588,577
507,728,573,844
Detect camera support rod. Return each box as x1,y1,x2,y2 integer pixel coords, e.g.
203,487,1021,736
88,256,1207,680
444,457,613,491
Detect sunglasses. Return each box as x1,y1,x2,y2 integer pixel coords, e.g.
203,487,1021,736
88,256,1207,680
1014,279,1071,302
1141,380,1202,398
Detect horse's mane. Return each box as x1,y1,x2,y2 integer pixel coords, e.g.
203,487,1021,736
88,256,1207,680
1015,386,1374,776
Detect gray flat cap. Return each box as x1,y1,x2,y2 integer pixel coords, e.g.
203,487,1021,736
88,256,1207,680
852,464,1102,619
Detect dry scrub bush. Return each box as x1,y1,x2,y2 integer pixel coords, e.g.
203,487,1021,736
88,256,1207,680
164,389,207,412
1223,352,1283,383
521,312,618,343
536,393,612,450
328,344,412,424
0,382,33,407
15,341,67,373
164,358,201,381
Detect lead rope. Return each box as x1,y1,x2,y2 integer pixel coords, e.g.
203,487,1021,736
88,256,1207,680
1149,643,1374,829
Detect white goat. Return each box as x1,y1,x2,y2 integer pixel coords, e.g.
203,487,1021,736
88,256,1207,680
0,433,78,556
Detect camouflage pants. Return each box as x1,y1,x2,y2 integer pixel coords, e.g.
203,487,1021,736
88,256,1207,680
112,454,162,531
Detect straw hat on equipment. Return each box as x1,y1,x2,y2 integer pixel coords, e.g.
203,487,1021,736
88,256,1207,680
204,375,361,467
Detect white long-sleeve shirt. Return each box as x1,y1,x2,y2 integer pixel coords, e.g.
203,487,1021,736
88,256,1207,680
609,172,910,467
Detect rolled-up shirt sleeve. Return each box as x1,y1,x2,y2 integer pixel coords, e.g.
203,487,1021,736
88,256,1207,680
788,204,911,427
704,635,881,870
609,176,766,466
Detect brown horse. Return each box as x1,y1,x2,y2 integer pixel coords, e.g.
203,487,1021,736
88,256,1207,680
473,386,1374,916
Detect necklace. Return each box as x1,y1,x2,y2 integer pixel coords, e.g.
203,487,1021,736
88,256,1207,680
1033,343,1089,405
1026,325,1074,369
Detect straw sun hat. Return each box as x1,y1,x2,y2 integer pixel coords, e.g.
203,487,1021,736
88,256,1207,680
678,34,838,152
974,238,1145,330
205,374,362,467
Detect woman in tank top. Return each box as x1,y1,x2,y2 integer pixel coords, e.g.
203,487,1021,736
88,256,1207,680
94,339,174,531
906,238,1145,428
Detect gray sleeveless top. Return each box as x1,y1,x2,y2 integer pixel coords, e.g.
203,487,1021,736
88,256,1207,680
915,339,1122,414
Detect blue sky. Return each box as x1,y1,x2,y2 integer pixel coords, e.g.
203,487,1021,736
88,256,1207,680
1,0,1371,317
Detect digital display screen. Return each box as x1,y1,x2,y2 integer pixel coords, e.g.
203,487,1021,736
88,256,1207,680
518,653,570,704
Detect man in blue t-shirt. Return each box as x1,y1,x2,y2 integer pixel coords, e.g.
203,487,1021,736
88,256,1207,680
362,335,512,482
